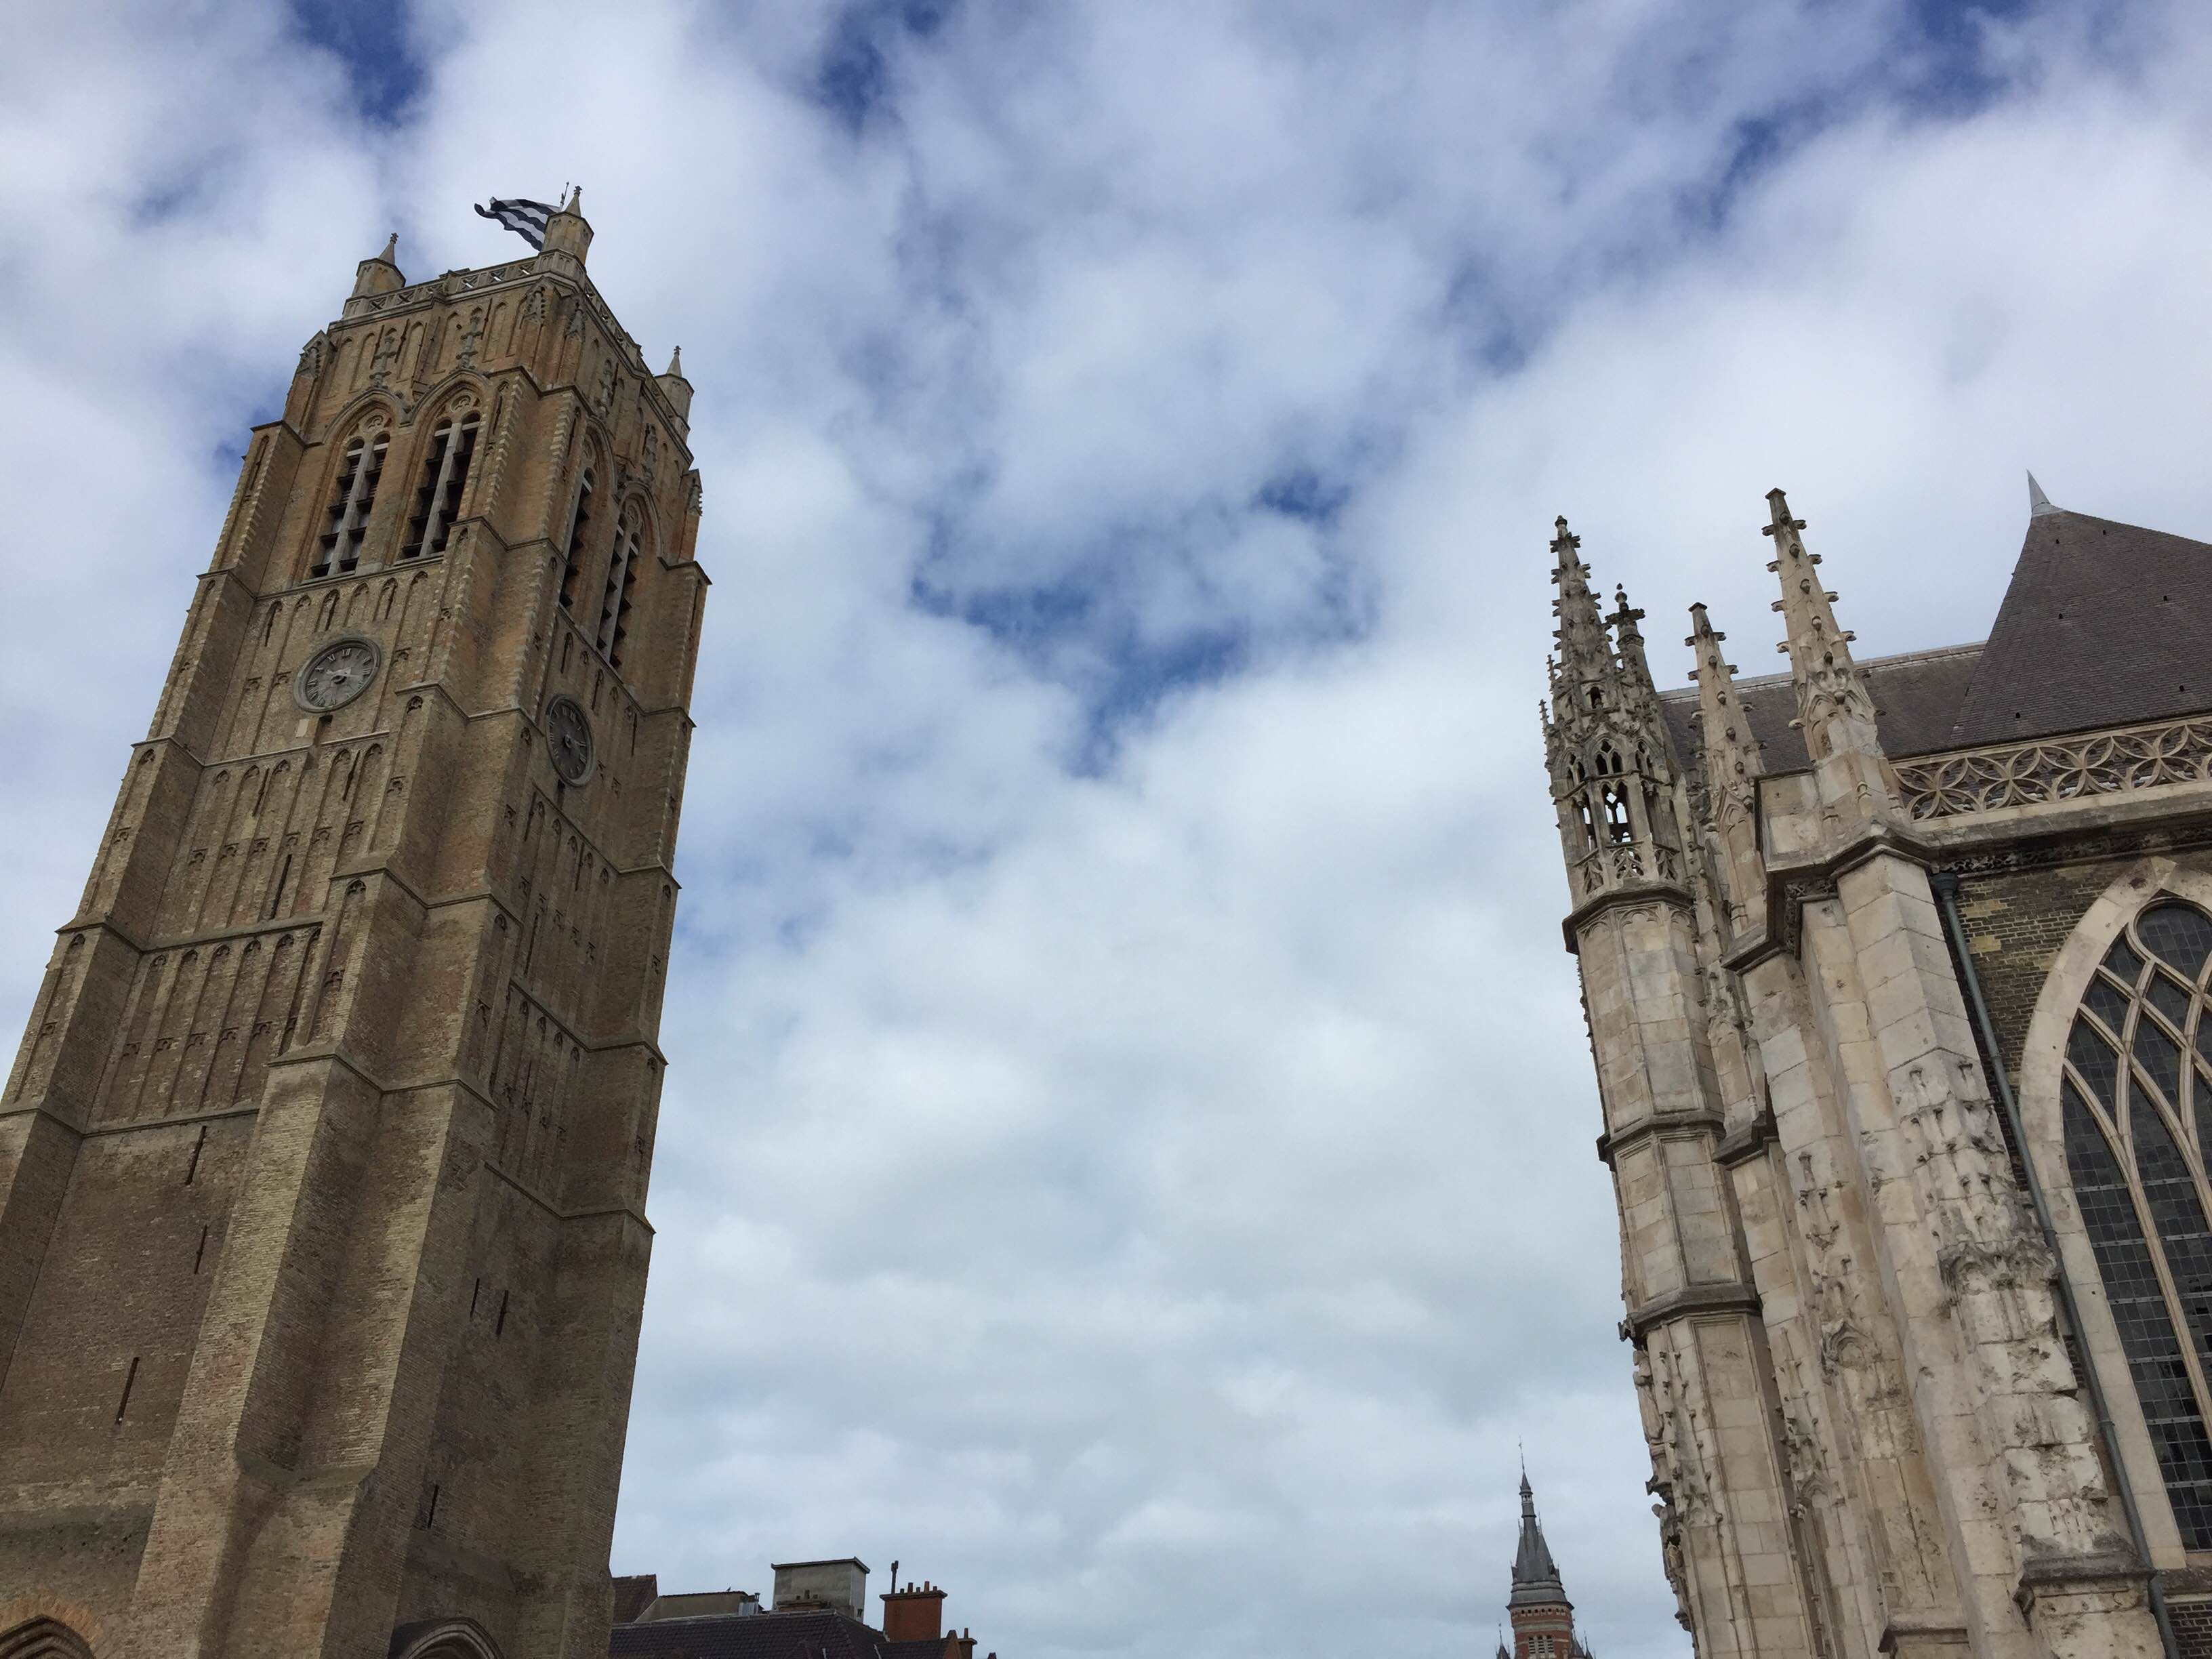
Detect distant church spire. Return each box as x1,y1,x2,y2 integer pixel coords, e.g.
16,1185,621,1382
2028,470,2058,517
1510,1470,1568,1608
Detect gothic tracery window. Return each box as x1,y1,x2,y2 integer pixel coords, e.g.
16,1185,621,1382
313,431,388,577
400,411,480,560
2062,897,2212,1547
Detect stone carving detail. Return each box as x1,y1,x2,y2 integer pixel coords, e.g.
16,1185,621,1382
456,307,486,369
1895,712,2212,820
1572,838,1684,898
369,327,403,386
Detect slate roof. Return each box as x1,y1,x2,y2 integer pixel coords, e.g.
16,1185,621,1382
1949,508,2212,744
1658,642,1986,772
609,1609,892,1659
1656,504,2212,771
1509,1473,1568,1608
613,1576,663,1626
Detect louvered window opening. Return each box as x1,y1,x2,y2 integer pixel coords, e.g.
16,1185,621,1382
558,468,594,612
400,414,480,561
314,434,388,577
598,506,640,668
2062,898,2212,1548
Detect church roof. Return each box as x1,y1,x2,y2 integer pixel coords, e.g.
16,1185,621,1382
1510,1472,1569,1607
1658,499,2212,771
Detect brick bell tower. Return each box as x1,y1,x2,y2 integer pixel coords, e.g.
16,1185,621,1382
1507,1472,1582,1659
0,197,709,1659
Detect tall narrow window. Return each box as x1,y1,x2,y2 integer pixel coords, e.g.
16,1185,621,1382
399,412,480,560
2061,898,2212,1547
597,501,642,667
312,432,387,577
558,467,594,612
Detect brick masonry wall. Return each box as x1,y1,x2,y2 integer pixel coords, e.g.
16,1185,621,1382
1945,855,2156,1086
2165,1594,2212,1659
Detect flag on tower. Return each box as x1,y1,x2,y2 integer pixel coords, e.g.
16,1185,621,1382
474,197,561,249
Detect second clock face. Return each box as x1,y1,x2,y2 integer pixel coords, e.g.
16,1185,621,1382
546,694,595,785
295,637,381,713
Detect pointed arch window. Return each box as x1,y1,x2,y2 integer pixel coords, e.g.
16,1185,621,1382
400,411,481,560
597,501,642,668
558,465,595,612
313,431,388,577
2061,897,2212,1547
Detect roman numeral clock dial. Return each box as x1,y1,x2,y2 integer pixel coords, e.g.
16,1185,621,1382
546,693,595,785
293,636,382,713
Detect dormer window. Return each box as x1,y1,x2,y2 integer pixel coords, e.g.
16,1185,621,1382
400,413,480,560
312,432,388,577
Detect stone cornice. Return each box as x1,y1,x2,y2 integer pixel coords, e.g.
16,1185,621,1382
1715,1107,1777,1168
1622,1280,1762,1342
1596,1110,1724,1170
1560,879,1694,954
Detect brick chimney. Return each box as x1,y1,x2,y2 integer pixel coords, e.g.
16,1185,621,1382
881,1581,947,1642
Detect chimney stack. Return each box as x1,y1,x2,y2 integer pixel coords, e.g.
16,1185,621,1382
881,1580,948,1643
772,1558,869,1622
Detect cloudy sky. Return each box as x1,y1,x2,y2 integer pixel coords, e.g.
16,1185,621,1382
7,1,2212,1655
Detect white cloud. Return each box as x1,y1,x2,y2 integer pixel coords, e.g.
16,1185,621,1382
5,3,2212,1658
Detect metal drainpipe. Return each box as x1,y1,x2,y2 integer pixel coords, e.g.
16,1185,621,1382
1931,872,2177,1659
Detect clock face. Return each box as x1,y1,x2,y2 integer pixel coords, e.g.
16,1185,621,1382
295,637,381,713
546,694,595,785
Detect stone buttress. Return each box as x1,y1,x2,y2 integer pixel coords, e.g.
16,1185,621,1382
1555,487,2172,1659
1542,520,1822,1659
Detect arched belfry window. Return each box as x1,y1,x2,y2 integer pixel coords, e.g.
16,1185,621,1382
558,464,595,612
2062,897,2212,1547
597,500,642,668
400,411,481,560
313,430,388,577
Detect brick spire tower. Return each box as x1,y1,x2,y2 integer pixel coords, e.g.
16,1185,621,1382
1507,1472,1582,1659
0,201,709,1658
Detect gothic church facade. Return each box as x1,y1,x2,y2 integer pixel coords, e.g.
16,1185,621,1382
0,197,707,1658
1545,483,2212,1659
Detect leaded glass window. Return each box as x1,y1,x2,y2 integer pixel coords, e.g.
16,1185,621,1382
2061,898,2212,1547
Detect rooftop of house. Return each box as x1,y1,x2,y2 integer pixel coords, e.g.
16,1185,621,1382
610,1564,989,1659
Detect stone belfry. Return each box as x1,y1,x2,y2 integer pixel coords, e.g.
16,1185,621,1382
0,197,709,1659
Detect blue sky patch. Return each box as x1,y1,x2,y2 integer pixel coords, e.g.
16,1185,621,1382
290,0,424,125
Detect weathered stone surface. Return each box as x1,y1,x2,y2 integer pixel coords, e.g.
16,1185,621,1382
1544,493,2203,1659
0,205,707,1658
